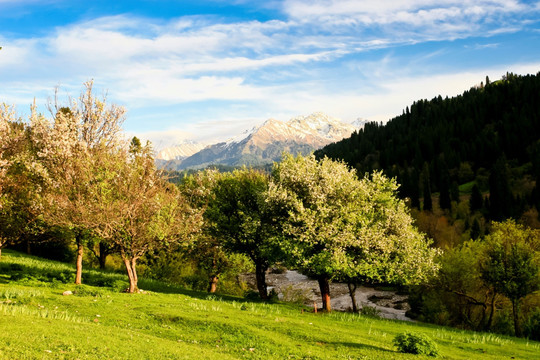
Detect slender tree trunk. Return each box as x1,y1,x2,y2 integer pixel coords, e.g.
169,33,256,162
255,261,268,300
512,299,521,337
26,239,31,255
347,282,358,313
122,256,138,293
98,242,108,269
75,237,84,285
131,258,138,289
318,276,331,312
208,275,219,293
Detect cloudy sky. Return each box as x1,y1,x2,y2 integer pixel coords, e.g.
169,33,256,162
1,0,539,149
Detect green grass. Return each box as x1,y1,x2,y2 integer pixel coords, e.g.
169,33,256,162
1,250,539,359
458,181,476,194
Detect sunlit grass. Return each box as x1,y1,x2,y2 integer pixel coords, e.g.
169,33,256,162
1,249,539,359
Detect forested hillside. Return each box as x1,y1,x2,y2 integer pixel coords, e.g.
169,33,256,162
316,72,540,238
315,73,540,336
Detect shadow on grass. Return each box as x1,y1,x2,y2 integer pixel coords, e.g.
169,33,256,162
0,249,249,304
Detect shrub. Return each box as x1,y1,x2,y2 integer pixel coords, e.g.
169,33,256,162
360,304,381,318
492,310,515,336
523,309,540,341
280,284,311,304
393,332,439,357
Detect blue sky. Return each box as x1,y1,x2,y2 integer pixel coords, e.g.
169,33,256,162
1,0,540,149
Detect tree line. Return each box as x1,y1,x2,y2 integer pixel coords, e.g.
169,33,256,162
315,72,540,338
316,72,540,224
0,82,437,313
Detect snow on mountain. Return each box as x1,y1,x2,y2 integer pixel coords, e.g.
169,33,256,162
160,112,365,170
156,141,206,161
351,117,371,129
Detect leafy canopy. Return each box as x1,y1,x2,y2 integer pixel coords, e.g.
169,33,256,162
267,153,439,284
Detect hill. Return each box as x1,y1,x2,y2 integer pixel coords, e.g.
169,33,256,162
1,249,539,359
316,72,540,232
159,112,360,170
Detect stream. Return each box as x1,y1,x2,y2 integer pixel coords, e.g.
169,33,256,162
242,270,412,321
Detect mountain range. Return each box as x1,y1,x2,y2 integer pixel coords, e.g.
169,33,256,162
156,112,366,170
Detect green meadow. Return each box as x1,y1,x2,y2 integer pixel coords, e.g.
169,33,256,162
1,249,539,360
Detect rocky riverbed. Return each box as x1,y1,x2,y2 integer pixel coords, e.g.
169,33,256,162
241,270,411,321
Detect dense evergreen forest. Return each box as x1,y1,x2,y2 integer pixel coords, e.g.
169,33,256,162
316,72,540,241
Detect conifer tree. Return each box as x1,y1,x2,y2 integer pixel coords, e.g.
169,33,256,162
422,164,433,211
489,157,512,221
469,184,484,212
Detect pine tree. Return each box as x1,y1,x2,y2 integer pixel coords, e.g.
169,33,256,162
469,184,483,212
422,164,433,211
489,157,512,221
470,218,481,240
410,169,421,209
450,181,460,203
439,162,451,210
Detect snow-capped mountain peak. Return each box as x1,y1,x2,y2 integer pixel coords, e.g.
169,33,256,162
157,112,367,169
156,140,206,161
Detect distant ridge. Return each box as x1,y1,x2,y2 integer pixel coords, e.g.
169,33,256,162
156,140,206,161
157,112,363,170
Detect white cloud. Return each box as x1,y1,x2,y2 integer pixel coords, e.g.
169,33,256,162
129,61,540,148
1,1,539,145
282,0,534,40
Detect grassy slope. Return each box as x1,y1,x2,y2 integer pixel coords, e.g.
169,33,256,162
1,250,539,360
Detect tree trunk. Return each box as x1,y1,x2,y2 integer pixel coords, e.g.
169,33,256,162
347,282,358,313
75,237,84,285
131,258,138,289
98,242,108,269
208,275,219,293
26,239,31,255
122,256,138,293
512,299,521,337
318,276,331,312
255,261,268,300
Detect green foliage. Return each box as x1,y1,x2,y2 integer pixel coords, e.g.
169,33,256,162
268,154,439,286
316,73,540,242
481,221,540,336
359,305,381,318
140,249,251,296
523,308,540,341
481,222,540,301
0,104,47,252
411,221,540,337
205,167,282,298
408,240,496,329
393,332,439,356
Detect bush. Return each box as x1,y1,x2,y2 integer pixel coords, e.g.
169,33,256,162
523,309,540,341
280,284,311,304
492,310,514,336
360,304,381,318
393,332,439,357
